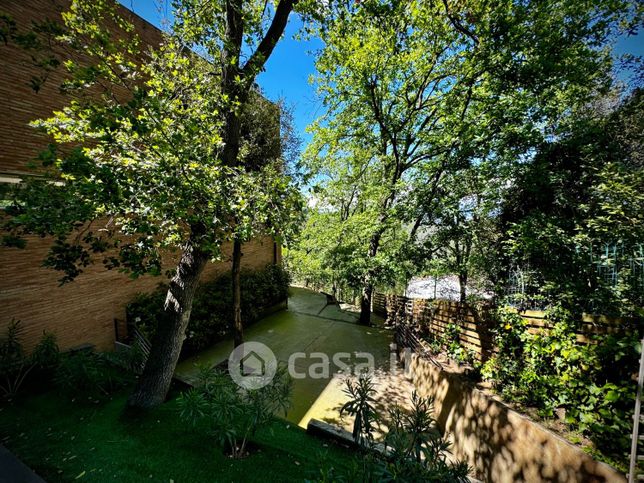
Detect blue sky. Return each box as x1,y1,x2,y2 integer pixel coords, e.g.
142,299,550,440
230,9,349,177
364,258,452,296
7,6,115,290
119,0,323,146
119,0,642,150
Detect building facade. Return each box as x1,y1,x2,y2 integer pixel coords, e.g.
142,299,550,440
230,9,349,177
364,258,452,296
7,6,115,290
0,0,280,352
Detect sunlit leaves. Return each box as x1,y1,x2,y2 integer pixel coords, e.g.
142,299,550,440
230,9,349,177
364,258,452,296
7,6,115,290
3,0,302,282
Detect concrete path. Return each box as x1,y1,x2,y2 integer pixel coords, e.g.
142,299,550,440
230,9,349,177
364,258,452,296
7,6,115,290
175,287,414,429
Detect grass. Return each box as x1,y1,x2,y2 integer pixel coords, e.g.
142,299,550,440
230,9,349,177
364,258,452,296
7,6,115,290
0,385,356,482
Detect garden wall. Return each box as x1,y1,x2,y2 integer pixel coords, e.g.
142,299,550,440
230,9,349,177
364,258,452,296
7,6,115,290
402,350,626,482
0,0,282,353
0,235,279,352
374,292,637,362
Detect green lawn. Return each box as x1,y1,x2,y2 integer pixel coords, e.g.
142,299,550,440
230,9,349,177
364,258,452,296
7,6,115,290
0,386,356,482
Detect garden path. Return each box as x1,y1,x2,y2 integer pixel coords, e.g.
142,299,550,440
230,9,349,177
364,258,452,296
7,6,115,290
175,287,415,430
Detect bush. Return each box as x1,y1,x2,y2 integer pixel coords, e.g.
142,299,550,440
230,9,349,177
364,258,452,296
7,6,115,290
54,348,135,396
482,303,639,463
0,320,59,400
177,364,292,458
127,264,290,357
335,373,470,482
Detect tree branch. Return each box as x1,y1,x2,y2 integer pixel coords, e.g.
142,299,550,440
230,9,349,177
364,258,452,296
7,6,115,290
241,0,297,81
442,0,479,45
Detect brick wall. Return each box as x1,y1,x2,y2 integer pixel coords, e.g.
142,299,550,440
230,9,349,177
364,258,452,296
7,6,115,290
0,0,280,351
1,235,277,352
0,0,165,176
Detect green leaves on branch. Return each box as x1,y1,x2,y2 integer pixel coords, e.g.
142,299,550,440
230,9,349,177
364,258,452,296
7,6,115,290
2,0,303,282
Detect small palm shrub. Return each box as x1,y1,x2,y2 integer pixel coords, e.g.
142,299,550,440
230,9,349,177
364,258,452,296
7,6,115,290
177,364,292,458
340,373,378,447
0,320,59,400
383,392,469,481
337,374,470,482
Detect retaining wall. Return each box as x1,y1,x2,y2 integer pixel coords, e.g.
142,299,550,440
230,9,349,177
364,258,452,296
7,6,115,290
403,350,626,482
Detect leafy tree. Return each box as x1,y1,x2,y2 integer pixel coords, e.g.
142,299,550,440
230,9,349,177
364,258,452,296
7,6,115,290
500,88,644,315
410,164,502,303
304,0,632,323
1,0,305,408
284,209,341,293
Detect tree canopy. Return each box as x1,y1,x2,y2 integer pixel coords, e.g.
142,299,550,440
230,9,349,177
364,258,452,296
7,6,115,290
2,0,308,407
292,0,638,320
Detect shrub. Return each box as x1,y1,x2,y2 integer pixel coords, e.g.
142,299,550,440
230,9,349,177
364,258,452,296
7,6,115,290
177,364,292,458
337,374,470,482
340,373,378,447
54,348,134,396
482,303,639,462
127,264,290,356
424,321,476,366
0,320,59,400
382,391,470,481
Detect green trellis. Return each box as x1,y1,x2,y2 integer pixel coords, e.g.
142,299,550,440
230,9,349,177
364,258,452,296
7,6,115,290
507,243,644,310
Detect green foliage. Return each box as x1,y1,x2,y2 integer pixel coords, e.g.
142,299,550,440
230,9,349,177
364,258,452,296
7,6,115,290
501,89,644,316
177,365,292,458
0,319,140,400
332,374,469,482
422,315,476,366
298,0,635,307
0,320,59,400
382,392,469,482
482,304,639,461
127,264,290,355
441,323,476,366
410,164,505,302
54,348,134,396
29,332,60,371
340,373,378,447
1,0,302,284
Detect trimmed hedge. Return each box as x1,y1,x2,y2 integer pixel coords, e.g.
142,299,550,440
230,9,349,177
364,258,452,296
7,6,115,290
126,264,290,357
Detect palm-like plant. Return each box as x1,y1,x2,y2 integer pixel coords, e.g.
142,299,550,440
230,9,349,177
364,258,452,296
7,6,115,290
178,364,292,458
383,391,470,481
340,372,379,448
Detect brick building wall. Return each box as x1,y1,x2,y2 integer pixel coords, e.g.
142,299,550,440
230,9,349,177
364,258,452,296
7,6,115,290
0,0,281,352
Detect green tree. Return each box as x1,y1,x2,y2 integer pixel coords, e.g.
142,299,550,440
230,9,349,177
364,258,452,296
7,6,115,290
500,88,644,315
409,163,502,303
1,0,305,408
305,0,632,323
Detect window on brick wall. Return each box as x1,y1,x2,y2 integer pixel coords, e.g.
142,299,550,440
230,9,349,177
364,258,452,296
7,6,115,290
0,175,22,209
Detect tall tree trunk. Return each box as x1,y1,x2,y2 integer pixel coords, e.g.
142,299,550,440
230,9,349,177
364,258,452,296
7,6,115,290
232,237,243,348
128,240,208,408
458,272,467,304
127,0,296,410
359,229,383,325
359,283,373,326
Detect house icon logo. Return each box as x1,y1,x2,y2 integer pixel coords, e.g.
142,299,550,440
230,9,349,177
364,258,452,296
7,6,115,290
228,341,277,389
240,350,266,377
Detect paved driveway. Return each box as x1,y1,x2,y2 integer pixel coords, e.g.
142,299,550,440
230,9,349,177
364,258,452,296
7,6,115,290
175,287,414,429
